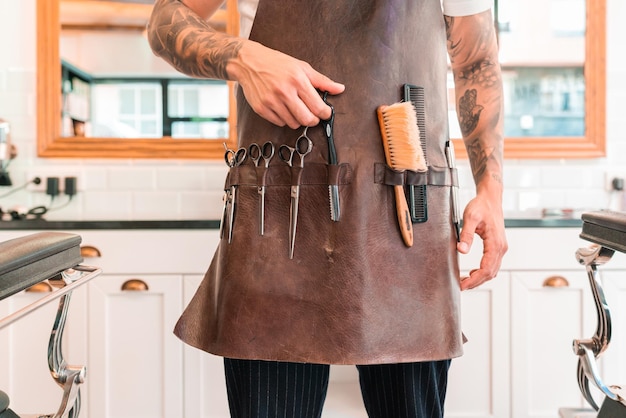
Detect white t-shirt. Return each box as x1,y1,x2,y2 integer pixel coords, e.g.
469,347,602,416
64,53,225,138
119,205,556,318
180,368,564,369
238,0,493,38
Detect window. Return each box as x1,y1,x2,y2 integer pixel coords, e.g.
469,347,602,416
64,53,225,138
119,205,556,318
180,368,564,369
61,62,230,140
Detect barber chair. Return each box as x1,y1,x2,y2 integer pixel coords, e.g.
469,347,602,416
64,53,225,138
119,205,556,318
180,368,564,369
559,211,626,418
0,232,102,418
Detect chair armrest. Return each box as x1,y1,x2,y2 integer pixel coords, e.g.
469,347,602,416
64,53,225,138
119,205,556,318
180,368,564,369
0,232,83,301
580,210,626,254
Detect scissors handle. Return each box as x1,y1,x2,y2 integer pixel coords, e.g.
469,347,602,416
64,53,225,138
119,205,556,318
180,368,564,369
294,136,312,168
224,149,235,167
278,144,295,166
225,147,247,167
321,92,338,165
249,142,275,165
248,143,262,166
261,141,275,165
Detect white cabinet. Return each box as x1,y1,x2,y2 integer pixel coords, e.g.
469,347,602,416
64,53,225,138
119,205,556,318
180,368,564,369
77,230,220,418
87,274,184,418
446,272,511,418
0,229,220,418
447,228,626,418
182,274,231,418
510,270,596,418
2,226,626,418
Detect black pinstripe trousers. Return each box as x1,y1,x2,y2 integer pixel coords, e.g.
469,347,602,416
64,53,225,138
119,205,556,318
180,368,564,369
224,358,451,418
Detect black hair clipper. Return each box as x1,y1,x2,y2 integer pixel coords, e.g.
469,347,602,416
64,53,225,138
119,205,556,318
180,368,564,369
403,84,428,223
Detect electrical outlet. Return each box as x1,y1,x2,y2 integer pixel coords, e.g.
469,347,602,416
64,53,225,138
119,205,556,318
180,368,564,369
605,171,626,191
26,171,81,193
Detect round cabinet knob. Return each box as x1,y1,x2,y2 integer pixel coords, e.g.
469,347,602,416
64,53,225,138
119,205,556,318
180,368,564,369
121,279,149,291
542,275,570,288
80,245,102,258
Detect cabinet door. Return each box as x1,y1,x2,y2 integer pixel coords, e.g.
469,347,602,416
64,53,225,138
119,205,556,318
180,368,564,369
87,274,183,418
511,270,596,418
182,275,231,418
446,272,511,418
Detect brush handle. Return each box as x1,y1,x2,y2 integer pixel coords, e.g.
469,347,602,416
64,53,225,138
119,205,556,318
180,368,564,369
394,185,413,247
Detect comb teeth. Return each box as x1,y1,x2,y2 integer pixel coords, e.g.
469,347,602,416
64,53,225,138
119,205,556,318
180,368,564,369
377,102,426,172
404,84,428,223
404,85,428,165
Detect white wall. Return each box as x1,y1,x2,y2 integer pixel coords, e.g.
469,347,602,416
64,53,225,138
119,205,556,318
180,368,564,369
0,0,625,221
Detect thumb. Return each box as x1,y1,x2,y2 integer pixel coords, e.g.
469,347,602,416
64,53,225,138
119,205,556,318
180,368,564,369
457,220,476,254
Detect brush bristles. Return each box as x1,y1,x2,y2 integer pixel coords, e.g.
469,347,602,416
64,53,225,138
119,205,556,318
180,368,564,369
377,102,426,172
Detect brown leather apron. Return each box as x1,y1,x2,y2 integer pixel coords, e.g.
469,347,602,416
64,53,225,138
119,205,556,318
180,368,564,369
174,0,463,365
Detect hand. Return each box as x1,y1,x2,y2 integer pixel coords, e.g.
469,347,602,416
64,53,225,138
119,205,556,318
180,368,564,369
227,40,345,129
456,192,508,290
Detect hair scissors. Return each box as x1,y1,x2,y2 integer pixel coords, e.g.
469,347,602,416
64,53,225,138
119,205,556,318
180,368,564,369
279,128,313,259
224,146,247,168
249,141,275,236
222,145,247,243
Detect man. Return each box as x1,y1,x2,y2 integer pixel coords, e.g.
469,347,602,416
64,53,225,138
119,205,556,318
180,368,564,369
148,0,508,416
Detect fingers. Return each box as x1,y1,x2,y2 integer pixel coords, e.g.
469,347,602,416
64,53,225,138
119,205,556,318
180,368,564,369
305,68,346,120
244,79,343,129
232,43,345,129
278,72,345,128
458,198,508,291
459,238,505,290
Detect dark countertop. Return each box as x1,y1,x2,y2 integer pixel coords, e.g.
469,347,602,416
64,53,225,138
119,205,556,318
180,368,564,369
0,219,221,230
0,218,582,230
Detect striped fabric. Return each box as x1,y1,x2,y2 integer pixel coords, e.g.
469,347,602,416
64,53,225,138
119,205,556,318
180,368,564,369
224,358,451,418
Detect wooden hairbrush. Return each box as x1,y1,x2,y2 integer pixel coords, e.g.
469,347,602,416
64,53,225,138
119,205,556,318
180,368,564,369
377,101,426,247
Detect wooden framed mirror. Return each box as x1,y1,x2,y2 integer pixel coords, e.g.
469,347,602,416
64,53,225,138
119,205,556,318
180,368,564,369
37,0,605,159
452,0,606,159
37,0,238,159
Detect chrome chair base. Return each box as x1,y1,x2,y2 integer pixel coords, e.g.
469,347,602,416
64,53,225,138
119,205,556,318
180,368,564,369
0,233,102,418
568,211,626,417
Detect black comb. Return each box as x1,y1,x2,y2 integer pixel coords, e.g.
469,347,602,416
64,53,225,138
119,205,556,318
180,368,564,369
403,84,428,223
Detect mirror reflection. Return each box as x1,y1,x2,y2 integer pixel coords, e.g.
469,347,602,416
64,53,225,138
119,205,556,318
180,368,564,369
37,0,604,159
59,0,230,140
448,0,587,139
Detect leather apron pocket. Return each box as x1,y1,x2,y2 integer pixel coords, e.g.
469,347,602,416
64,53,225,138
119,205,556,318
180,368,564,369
227,162,353,188
374,163,458,188
220,162,353,247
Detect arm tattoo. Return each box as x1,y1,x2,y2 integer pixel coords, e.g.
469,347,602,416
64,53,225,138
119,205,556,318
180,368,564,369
446,12,504,185
458,89,483,137
457,59,499,89
444,16,460,60
147,0,243,80
465,114,503,184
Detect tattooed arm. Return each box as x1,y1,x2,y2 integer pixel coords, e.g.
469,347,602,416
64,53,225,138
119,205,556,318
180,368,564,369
147,0,344,128
445,9,508,290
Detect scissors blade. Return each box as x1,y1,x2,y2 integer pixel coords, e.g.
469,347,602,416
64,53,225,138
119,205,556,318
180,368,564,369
329,185,341,222
228,186,237,243
219,190,229,239
288,185,300,259
258,185,266,236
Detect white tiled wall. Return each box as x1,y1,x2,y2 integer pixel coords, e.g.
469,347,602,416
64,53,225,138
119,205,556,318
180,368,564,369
1,0,625,221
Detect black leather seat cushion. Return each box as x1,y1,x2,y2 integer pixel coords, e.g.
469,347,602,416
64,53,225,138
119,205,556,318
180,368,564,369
0,232,83,301
0,390,9,411
0,391,18,417
580,210,626,253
